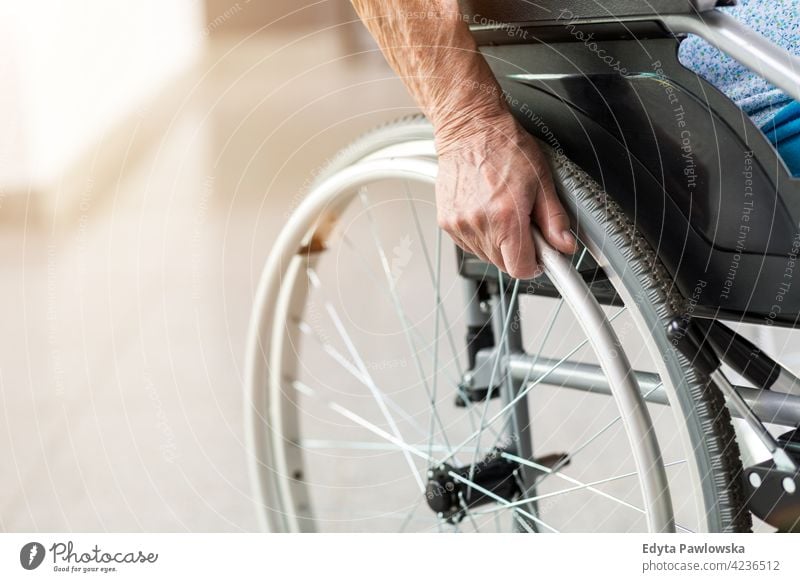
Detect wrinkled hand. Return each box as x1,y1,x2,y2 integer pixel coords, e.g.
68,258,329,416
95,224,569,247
435,112,577,279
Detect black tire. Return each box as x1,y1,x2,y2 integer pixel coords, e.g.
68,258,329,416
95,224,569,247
314,115,751,532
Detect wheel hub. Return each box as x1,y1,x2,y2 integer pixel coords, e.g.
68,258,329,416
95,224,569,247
425,450,521,523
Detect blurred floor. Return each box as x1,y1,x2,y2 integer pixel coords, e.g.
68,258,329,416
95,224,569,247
0,30,414,531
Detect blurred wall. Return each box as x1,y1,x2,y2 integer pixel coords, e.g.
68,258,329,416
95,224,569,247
203,0,355,33
0,1,204,193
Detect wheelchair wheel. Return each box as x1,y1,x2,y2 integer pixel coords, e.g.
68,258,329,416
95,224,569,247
245,116,750,533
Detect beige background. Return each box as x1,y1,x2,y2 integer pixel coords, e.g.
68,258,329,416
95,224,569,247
0,0,792,533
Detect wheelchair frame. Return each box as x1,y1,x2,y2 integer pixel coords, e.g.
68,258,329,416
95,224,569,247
463,0,800,324
458,0,800,529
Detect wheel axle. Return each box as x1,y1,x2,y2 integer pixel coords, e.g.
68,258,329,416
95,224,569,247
425,450,521,523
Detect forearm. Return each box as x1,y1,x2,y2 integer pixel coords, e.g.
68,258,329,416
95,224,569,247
351,0,509,148
352,0,575,277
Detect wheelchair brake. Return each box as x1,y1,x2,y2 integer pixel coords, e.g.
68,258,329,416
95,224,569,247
668,316,800,531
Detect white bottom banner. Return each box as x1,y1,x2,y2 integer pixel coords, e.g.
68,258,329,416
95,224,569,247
0,533,796,581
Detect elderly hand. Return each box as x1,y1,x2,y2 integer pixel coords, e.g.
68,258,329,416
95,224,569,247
435,111,576,279
351,0,576,278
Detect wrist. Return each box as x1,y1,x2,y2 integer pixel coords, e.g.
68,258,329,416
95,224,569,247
433,105,519,156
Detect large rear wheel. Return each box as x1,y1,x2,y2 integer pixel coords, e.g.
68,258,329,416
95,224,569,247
245,117,750,533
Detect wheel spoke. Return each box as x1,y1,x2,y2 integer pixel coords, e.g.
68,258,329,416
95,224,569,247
490,248,587,449
533,382,664,488
438,307,627,465
448,470,559,533
471,457,686,515
398,498,424,533
502,452,649,513
514,512,537,533
297,318,428,438
512,247,588,426
468,274,520,488
293,380,433,466
298,439,494,456
427,229,443,463
299,440,463,453
342,228,486,436
490,292,568,451
457,491,482,532
340,233,460,387
306,271,426,490
511,469,541,531
403,181,465,379
520,247,588,392
358,190,453,457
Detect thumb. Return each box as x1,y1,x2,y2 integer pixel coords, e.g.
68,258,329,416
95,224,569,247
533,187,577,254
499,228,539,280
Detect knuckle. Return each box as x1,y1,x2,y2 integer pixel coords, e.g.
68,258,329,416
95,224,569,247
491,203,518,226
465,207,487,228
452,214,471,232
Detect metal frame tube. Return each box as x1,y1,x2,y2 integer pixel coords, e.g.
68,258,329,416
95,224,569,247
506,352,800,428
663,11,800,104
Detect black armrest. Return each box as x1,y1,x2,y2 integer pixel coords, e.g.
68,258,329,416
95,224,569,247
458,0,734,25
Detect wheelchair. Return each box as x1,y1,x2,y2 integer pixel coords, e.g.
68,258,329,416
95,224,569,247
244,0,800,532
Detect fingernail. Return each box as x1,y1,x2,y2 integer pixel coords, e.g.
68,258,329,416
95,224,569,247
561,229,575,246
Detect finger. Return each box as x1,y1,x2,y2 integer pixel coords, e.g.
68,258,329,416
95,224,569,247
465,233,504,272
445,229,491,265
470,246,492,265
475,217,509,274
483,241,508,276
532,181,577,255
499,229,539,280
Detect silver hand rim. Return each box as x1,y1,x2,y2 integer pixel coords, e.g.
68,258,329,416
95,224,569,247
245,154,675,532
